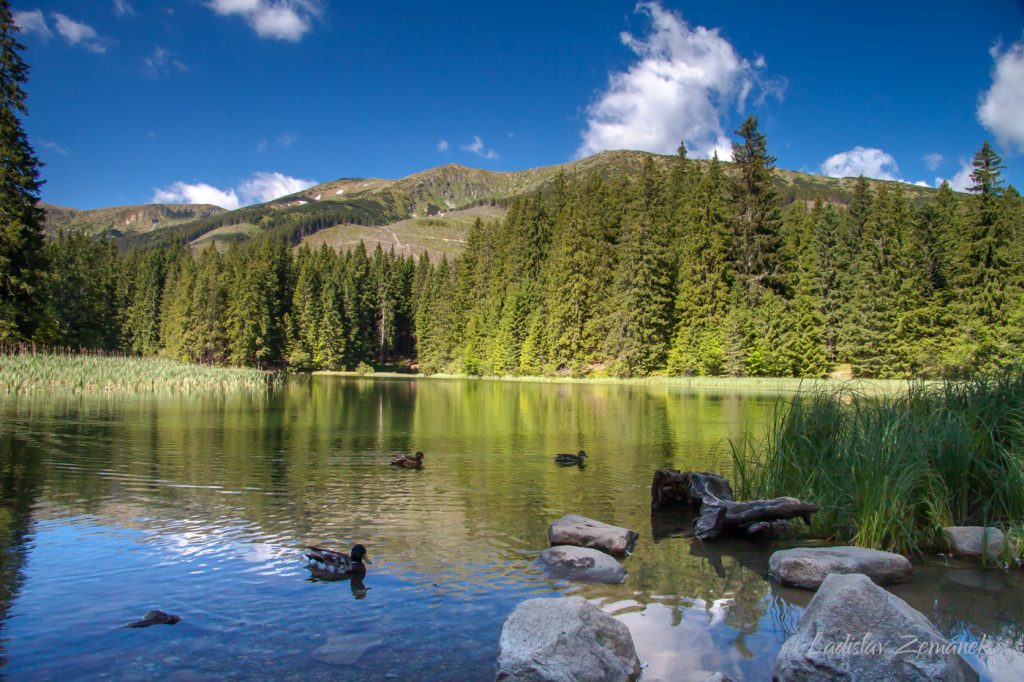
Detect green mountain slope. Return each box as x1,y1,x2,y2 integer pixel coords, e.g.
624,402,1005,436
43,203,226,237
72,150,944,256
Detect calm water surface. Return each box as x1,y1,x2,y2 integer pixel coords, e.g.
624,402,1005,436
1,377,1022,681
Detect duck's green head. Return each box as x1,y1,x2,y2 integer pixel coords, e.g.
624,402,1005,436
577,450,587,459
414,452,424,461
351,544,371,564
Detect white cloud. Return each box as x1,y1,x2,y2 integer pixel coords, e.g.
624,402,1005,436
577,1,784,160
436,139,449,152
978,36,1024,153
113,0,135,17
144,46,187,76
41,141,69,156
923,153,943,171
13,10,51,39
914,180,930,187
276,132,297,147
153,182,241,210
208,0,322,42
152,171,317,210
237,171,315,203
935,159,973,192
820,146,899,181
52,13,110,53
461,135,498,159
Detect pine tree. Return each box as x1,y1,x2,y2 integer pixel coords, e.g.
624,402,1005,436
731,116,783,296
0,3,46,343
606,158,675,376
668,154,732,375
953,142,1014,372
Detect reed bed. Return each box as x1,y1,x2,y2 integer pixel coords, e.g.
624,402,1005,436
729,370,1024,557
0,350,277,394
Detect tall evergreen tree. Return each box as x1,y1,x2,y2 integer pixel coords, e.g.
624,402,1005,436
0,3,46,343
731,116,783,295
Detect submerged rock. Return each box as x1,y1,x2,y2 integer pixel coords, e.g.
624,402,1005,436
312,632,383,666
537,546,627,584
124,610,181,628
547,515,639,556
773,573,979,681
942,526,1006,560
496,597,640,681
769,546,912,590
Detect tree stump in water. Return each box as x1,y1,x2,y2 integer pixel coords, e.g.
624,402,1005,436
650,468,818,540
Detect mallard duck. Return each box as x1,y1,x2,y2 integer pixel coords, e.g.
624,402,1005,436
304,544,371,580
554,450,588,465
391,451,424,469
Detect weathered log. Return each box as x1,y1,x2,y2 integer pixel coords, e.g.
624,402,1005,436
650,468,818,540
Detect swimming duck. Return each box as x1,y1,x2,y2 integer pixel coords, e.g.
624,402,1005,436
554,450,588,465
391,451,424,469
304,544,371,580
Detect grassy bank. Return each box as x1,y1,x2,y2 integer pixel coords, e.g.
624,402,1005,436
0,351,277,394
312,370,918,395
729,371,1024,558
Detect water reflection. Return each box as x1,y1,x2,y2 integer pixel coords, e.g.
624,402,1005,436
0,378,1020,680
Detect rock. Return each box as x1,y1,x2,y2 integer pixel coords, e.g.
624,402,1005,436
942,526,1006,560
125,609,181,628
547,515,639,556
773,573,978,681
312,632,383,666
769,546,912,590
161,671,216,682
496,597,640,681
537,546,627,584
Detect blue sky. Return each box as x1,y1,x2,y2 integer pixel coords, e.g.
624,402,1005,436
12,1,1024,210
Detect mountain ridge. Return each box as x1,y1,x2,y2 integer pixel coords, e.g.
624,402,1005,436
43,150,943,257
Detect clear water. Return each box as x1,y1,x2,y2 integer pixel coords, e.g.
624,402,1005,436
0,377,1021,681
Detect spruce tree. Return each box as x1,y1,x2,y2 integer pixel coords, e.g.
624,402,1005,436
0,2,46,343
731,116,783,295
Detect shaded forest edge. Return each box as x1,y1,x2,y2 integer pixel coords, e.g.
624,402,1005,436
10,123,1022,382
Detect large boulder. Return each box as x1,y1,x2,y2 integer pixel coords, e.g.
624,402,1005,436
769,546,912,590
942,526,1006,560
537,546,627,584
547,515,639,556
496,597,640,682
773,573,979,681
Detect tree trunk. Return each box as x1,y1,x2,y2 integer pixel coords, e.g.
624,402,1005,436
650,468,818,540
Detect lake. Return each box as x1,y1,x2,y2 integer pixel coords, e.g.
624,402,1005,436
1,377,1022,680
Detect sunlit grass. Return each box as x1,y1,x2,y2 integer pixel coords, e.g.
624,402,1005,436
0,350,277,394
729,371,1024,556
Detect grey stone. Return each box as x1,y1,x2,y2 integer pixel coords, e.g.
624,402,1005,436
496,597,640,681
547,515,639,556
312,632,383,666
769,546,912,590
942,526,1006,560
537,546,627,584
773,573,979,681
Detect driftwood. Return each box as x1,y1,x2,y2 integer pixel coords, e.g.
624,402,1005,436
651,468,818,540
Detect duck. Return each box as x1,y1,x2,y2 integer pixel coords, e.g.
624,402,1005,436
554,450,588,465
304,544,371,580
391,451,424,469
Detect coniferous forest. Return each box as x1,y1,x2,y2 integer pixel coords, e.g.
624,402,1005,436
5,123,1018,380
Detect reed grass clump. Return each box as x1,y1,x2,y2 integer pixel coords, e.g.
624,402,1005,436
730,371,1024,556
0,349,278,394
